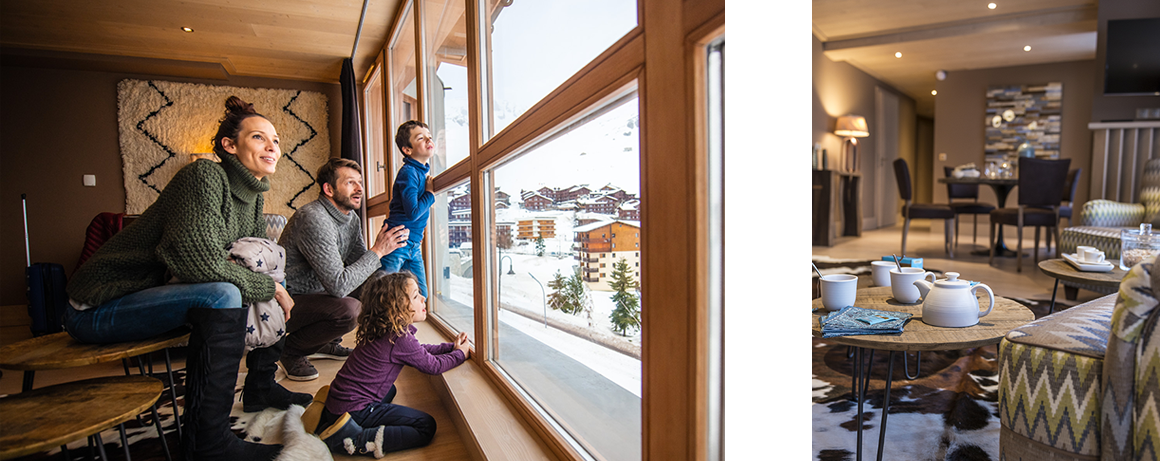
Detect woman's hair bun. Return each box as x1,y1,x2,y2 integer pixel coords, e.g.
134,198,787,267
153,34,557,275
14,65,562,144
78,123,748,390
224,95,256,115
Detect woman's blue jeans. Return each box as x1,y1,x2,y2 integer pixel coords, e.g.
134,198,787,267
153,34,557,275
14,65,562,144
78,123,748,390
65,282,243,343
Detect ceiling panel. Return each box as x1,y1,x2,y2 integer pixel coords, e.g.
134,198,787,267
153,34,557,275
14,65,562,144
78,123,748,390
814,0,1099,117
0,0,400,83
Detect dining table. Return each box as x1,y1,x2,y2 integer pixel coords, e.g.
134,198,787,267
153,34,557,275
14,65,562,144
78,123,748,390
938,176,1020,257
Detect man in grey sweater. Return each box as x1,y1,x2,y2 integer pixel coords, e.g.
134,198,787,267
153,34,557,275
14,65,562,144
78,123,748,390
278,158,409,380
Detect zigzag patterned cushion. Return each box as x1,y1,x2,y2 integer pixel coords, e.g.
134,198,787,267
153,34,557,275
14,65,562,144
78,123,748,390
998,295,1116,457
1102,260,1160,460
1061,226,1126,260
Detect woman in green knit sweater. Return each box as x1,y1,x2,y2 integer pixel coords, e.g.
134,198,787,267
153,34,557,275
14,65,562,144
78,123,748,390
65,96,303,461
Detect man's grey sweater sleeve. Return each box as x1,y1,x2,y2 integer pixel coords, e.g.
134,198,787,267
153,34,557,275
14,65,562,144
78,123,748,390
293,207,381,297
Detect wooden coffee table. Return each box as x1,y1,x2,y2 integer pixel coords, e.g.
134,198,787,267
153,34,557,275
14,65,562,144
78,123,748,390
1038,259,1126,314
0,375,162,460
811,286,1033,461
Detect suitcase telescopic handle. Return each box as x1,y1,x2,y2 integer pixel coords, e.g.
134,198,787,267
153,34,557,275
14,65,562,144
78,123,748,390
22,193,31,267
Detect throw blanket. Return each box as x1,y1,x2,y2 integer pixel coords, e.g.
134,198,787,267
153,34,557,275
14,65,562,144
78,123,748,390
226,237,288,350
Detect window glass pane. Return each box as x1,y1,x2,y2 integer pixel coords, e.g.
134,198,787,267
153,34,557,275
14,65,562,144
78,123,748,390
389,4,417,185
489,93,641,460
363,63,387,198
706,38,725,461
432,181,474,342
482,0,636,139
423,0,469,175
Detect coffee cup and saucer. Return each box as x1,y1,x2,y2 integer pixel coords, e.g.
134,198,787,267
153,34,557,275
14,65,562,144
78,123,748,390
1062,246,1114,272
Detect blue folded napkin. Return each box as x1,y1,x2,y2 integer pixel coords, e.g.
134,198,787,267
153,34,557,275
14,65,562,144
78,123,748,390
820,306,913,338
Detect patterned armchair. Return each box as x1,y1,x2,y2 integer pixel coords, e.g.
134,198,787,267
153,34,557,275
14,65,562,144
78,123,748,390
997,256,1160,461
1057,160,1160,297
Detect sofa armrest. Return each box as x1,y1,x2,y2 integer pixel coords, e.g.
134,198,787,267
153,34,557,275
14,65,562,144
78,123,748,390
1080,199,1144,228
1102,255,1160,460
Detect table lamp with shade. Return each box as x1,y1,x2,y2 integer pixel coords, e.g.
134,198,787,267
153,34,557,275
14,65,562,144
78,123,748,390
834,115,869,173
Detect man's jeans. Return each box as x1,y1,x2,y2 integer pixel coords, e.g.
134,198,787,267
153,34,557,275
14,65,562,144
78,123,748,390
379,241,428,297
65,282,243,343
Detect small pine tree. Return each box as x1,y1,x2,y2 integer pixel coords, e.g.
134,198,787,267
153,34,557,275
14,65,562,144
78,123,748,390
567,267,592,319
535,236,546,256
608,258,641,335
546,268,589,315
547,270,569,312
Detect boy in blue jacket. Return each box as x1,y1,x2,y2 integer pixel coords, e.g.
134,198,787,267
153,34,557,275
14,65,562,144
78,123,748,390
380,120,436,297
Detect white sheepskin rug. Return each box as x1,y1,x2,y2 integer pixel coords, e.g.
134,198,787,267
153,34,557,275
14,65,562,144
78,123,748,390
117,79,330,217
232,404,333,461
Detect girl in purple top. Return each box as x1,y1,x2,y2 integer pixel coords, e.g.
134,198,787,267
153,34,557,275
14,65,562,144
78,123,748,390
316,271,470,457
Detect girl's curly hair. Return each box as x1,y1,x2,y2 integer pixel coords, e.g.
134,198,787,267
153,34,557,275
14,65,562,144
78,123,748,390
356,271,417,346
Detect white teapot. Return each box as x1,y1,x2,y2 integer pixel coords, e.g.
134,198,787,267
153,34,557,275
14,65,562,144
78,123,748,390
912,272,995,328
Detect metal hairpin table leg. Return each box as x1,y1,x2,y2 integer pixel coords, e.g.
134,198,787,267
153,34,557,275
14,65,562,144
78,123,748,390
1049,279,1059,315
163,349,182,439
849,347,876,401
903,351,922,380
136,360,173,461
875,351,896,461
119,423,133,461
855,347,865,461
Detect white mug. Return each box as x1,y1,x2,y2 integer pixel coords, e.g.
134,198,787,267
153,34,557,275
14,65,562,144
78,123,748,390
820,274,858,311
890,268,936,304
870,261,895,287
1077,246,1105,264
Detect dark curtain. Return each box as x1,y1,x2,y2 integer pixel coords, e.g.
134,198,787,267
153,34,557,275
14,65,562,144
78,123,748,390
339,58,362,166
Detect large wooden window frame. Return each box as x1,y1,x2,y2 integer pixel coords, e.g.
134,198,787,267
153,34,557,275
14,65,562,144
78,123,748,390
360,0,725,459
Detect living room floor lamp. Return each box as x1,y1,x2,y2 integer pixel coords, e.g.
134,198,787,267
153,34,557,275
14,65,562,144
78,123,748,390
835,115,869,173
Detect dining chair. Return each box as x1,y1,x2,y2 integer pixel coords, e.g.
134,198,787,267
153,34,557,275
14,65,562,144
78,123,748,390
1043,168,1082,253
894,159,956,258
943,166,995,248
1058,168,1082,228
989,157,1071,272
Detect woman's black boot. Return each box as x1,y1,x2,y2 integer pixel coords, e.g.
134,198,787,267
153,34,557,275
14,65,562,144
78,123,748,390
183,307,282,460
243,336,313,412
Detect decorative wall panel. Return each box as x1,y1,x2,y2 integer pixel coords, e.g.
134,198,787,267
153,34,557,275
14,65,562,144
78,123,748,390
117,79,330,217
984,82,1062,160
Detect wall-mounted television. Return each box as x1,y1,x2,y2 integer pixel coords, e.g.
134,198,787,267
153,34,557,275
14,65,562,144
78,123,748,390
1104,17,1160,96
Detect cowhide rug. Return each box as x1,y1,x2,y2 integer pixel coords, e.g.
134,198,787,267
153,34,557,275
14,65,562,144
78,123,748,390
20,367,330,461
811,286,1071,460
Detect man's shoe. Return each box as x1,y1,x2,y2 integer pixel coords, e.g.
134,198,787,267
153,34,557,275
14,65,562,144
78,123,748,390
280,355,319,381
308,342,352,360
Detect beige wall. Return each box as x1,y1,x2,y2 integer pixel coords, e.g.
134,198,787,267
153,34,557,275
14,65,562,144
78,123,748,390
0,64,342,305
931,60,1096,213
1091,0,1160,122
813,34,918,230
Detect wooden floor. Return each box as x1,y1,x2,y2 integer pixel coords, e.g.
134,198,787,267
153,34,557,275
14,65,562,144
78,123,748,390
0,304,471,460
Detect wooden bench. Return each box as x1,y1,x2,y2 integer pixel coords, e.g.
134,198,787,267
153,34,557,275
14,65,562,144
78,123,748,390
0,375,162,460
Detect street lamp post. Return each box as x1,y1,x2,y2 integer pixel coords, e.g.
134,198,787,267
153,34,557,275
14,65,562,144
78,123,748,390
529,272,547,327
499,255,514,308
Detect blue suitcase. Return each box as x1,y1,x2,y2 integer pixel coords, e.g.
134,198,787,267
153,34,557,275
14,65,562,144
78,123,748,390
23,194,69,336
26,263,68,336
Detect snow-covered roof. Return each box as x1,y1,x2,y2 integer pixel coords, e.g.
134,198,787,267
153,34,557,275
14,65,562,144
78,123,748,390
619,199,640,210
573,220,616,233
574,219,641,233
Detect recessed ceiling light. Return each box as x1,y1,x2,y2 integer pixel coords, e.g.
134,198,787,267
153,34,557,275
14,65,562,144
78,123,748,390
895,52,903,58
182,27,194,33
988,3,997,9
932,90,938,95
1024,45,1032,51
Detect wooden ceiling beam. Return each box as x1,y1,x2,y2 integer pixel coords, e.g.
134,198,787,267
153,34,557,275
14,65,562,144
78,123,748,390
822,4,1096,51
